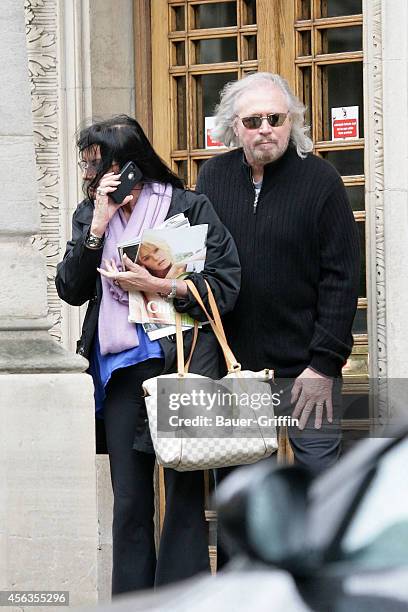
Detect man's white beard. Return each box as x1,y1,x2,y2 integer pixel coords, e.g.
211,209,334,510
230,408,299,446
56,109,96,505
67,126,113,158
250,140,289,165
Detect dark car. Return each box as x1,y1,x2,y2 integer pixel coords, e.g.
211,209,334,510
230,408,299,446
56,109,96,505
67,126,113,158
96,428,408,612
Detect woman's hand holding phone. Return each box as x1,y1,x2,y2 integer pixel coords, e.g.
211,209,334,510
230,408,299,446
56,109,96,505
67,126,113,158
90,171,134,237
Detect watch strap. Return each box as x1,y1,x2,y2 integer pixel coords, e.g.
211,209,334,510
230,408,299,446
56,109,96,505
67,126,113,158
85,231,104,249
159,278,177,300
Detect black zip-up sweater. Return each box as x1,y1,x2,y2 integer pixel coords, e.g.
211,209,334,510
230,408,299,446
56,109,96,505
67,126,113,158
196,145,360,378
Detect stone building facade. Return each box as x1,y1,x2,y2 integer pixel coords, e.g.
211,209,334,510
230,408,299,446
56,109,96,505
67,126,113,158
21,0,408,602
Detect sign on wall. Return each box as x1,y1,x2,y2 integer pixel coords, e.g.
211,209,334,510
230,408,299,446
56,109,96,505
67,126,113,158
331,106,359,140
205,117,224,149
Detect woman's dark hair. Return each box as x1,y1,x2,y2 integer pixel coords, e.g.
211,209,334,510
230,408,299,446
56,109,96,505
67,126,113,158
77,115,184,200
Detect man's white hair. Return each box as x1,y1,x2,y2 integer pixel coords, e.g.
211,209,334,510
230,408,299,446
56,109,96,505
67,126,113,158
211,72,313,158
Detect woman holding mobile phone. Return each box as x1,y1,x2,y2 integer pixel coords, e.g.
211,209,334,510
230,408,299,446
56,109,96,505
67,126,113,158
55,115,240,595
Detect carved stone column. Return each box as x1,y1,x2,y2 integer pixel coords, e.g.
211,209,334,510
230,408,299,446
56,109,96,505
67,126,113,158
0,0,97,604
363,0,388,425
364,0,408,424
381,0,408,423
381,0,408,378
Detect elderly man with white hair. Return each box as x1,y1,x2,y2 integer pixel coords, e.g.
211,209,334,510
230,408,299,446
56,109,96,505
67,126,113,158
197,72,360,477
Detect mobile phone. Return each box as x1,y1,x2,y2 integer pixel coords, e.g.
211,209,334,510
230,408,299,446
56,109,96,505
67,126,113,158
110,161,143,204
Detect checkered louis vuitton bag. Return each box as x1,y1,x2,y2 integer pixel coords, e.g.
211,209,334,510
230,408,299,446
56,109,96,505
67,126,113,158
142,280,278,471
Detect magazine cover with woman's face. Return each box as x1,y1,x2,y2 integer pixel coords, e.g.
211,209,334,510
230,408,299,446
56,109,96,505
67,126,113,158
128,224,208,338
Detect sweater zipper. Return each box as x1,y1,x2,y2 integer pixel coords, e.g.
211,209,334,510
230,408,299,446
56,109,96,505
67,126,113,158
244,161,261,213
253,189,260,214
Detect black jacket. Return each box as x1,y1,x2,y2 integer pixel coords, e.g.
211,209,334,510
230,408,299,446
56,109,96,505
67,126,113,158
55,187,241,379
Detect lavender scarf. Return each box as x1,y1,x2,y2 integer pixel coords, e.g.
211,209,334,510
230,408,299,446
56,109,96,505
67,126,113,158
98,182,172,355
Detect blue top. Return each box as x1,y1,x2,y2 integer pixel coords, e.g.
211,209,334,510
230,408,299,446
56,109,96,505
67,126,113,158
89,325,164,415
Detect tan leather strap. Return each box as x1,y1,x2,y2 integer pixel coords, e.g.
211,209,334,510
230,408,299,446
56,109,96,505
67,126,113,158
205,281,227,343
185,281,236,370
185,320,199,372
175,311,185,375
175,313,199,376
185,279,241,373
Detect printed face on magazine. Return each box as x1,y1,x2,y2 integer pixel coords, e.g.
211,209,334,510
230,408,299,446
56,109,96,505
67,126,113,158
138,242,173,275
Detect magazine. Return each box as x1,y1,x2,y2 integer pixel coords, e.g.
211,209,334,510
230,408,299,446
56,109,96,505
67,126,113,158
127,223,208,340
117,213,191,266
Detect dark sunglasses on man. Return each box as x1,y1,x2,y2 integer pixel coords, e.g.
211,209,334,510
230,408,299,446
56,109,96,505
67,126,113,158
240,112,289,130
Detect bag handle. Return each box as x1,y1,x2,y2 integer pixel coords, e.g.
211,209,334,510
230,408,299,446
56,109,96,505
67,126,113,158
185,320,199,371
184,279,241,374
175,313,199,376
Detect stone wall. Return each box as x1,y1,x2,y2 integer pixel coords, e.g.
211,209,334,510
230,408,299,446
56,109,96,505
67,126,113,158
24,0,137,601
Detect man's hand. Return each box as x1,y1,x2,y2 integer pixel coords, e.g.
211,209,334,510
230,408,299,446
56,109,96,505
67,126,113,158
291,367,333,430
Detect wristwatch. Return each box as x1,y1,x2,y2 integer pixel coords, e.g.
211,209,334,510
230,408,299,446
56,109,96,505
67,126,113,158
159,278,177,301
85,231,104,249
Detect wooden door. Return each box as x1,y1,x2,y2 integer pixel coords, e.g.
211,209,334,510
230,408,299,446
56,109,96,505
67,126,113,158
146,0,368,564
